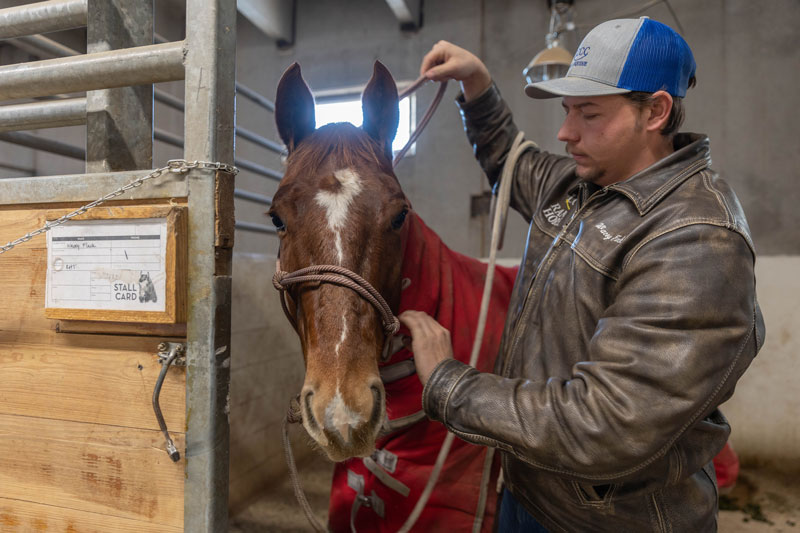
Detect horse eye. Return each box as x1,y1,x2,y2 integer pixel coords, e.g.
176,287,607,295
391,209,408,230
270,214,286,231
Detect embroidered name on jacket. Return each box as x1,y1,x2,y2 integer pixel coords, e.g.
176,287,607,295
595,222,625,243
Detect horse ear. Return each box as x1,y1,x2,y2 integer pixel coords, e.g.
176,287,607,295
275,63,316,153
362,61,399,159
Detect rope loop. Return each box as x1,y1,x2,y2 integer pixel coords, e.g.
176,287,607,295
287,395,303,424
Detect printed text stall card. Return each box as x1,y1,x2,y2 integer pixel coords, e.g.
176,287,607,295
45,218,167,312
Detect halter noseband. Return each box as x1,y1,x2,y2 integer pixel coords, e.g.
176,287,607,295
272,259,401,360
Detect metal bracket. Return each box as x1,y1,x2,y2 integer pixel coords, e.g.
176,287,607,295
153,342,186,461
157,341,186,366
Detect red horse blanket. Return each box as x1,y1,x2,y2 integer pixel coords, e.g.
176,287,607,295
328,213,518,532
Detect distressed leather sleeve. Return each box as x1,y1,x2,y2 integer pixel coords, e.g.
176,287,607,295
456,84,575,221
422,224,762,481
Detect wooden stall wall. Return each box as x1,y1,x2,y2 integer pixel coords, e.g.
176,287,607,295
0,201,185,532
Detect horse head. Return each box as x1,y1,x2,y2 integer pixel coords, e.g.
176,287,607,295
272,61,408,461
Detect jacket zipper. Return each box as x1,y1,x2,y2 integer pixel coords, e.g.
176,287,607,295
500,186,609,377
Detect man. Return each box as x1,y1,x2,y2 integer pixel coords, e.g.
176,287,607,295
398,17,765,532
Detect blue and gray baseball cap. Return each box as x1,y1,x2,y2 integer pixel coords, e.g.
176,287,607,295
525,17,696,99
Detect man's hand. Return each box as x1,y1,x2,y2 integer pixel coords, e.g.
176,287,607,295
398,310,454,386
419,40,492,102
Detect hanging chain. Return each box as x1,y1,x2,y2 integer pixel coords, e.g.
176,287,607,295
0,159,238,255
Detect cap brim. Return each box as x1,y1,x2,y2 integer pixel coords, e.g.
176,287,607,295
525,76,632,99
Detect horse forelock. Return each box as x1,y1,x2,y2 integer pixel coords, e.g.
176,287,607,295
283,122,393,185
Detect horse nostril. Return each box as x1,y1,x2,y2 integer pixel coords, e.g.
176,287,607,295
369,383,385,426
302,389,318,430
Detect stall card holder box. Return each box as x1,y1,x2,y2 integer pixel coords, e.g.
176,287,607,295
44,206,187,324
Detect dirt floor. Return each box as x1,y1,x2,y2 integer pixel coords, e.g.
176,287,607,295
230,455,800,532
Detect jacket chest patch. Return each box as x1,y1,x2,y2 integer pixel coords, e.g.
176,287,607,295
542,194,577,227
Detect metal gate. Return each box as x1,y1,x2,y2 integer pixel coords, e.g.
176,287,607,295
0,1,271,530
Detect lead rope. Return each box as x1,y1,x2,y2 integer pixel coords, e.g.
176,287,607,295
393,76,448,168
397,132,536,533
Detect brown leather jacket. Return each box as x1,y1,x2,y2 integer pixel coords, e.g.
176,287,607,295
422,85,765,532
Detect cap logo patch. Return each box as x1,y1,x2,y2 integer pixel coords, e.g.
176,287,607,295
573,46,590,66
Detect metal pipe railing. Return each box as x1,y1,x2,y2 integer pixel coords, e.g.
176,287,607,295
236,82,275,113
154,128,283,181
0,131,84,160
155,89,185,111
7,34,81,58
0,97,86,132
0,41,185,100
234,221,277,234
235,125,284,154
3,36,184,119
153,127,183,148
0,161,35,174
3,37,283,156
234,158,283,181
0,0,87,41
157,32,276,114
233,189,272,205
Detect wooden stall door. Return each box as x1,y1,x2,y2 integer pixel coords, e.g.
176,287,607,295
0,202,185,532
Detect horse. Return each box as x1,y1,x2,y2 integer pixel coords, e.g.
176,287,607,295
271,61,518,532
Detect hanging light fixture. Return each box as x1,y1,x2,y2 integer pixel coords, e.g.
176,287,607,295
523,0,577,84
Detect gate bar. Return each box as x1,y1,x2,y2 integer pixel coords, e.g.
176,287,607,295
0,169,187,204
3,37,184,121
0,97,85,132
0,0,87,40
0,41,185,101
0,131,84,160
182,0,237,530
4,38,283,157
156,32,276,114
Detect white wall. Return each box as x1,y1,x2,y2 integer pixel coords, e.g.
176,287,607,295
722,256,800,468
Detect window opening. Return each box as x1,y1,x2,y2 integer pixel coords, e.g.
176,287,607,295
314,83,416,157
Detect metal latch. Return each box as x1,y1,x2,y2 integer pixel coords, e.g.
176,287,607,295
153,342,186,462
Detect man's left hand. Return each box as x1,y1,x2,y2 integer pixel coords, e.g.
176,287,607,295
398,310,454,386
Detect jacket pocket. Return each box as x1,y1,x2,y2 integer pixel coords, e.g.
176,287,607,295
570,480,617,510
701,461,719,502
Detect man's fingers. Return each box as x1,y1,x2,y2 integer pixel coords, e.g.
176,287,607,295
398,310,449,344
419,49,443,77
424,64,452,81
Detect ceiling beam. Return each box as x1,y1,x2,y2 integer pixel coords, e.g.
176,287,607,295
237,0,294,47
384,0,422,31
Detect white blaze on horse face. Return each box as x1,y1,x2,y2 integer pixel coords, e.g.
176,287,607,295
326,389,364,440
314,168,363,264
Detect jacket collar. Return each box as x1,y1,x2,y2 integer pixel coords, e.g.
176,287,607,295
605,133,711,215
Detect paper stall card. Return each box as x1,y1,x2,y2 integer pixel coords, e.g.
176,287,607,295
45,218,168,312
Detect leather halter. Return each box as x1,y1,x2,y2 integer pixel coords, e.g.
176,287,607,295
272,258,401,361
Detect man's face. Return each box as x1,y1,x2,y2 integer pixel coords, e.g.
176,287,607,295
558,95,648,187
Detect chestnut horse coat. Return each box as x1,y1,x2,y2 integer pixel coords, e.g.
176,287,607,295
328,212,518,532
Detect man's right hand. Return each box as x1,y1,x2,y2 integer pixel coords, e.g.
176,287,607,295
420,40,492,102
